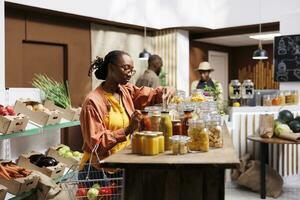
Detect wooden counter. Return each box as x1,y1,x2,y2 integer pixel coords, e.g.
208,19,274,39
101,126,239,200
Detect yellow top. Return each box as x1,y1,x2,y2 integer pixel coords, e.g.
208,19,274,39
80,92,130,169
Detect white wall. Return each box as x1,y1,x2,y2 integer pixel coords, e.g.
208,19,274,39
0,0,4,105
279,12,300,103
176,30,190,95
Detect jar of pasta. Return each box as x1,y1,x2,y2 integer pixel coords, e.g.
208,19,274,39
278,91,285,105
187,119,209,152
285,90,294,105
208,115,223,148
291,90,299,105
263,95,272,106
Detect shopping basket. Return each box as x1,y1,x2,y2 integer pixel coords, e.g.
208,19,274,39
59,142,124,200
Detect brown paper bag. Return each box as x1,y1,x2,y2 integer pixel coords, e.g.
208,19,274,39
237,160,283,198
259,114,274,138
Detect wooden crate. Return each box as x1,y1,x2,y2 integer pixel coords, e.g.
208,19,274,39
14,101,62,126
44,100,81,121
17,152,65,180
0,114,29,134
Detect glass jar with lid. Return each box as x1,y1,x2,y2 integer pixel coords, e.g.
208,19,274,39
142,133,159,155
285,90,294,105
278,91,286,105
132,132,144,154
150,110,161,131
263,95,272,106
170,90,186,104
170,135,190,155
241,80,254,99
139,110,152,131
159,111,173,150
172,120,182,135
187,119,209,152
291,90,299,105
229,80,241,99
208,115,223,148
181,109,194,136
272,94,281,106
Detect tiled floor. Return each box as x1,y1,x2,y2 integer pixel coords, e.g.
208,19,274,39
225,177,300,200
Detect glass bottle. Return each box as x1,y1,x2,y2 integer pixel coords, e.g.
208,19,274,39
181,110,194,136
140,110,152,131
172,120,182,135
159,111,173,151
150,110,161,131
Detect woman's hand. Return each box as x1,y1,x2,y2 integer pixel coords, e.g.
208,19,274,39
125,110,143,135
163,87,176,103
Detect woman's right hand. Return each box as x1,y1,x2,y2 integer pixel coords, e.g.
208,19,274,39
125,110,142,135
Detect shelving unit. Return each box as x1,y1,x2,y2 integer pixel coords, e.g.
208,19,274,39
0,120,80,140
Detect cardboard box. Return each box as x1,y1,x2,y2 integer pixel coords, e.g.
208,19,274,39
17,152,65,180
0,114,29,134
0,185,7,200
0,162,39,195
44,100,81,121
46,144,80,168
14,100,62,126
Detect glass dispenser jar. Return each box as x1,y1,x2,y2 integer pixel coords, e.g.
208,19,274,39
241,80,254,99
229,80,241,99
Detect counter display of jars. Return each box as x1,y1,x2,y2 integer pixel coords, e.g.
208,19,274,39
132,107,224,156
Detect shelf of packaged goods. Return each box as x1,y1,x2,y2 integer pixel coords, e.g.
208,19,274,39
0,120,80,140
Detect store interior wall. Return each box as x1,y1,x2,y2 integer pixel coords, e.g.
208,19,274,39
279,12,300,101
189,41,232,92
90,23,154,89
5,6,91,151
0,0,4,105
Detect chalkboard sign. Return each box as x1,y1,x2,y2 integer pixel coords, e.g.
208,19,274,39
274,34,300,82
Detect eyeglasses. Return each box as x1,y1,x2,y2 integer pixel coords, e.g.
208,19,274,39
114,64,136,75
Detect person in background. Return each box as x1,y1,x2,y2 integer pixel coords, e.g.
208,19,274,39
136,54,163,88
191,61,223,104
80,50,175,174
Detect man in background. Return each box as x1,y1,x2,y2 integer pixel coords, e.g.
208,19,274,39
136,54,163,88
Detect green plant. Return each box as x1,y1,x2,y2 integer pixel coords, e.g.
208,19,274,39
159,70,167,86
32,74,71,109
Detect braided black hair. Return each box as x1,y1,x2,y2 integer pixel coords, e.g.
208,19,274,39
88,50,130,80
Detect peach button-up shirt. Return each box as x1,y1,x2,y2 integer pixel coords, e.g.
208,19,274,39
80,83,163,158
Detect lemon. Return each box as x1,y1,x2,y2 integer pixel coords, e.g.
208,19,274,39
232,102,240,107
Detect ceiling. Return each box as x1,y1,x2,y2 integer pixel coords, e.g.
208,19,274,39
194,32,279,47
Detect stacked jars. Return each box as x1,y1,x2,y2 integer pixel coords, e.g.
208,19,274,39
132,131,164,155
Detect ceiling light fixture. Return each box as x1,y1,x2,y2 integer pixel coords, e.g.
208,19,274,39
139,26,151,60
252,0,268,60
249,33,281,41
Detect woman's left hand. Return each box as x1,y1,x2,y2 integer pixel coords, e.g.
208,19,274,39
163,87,176,103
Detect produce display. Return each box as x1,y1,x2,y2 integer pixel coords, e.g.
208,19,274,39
29,154,58,167
0,162,32,180
0,105,16,116
76,182,117,200
24,101,52,113
190,92,206,103
274,110,300,136
57,145,83,159
32,74,71,109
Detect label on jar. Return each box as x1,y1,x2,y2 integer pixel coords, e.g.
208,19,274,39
245,85,254,95
233,85,241,96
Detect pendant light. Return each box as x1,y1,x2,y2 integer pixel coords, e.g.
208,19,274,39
252,0,268,60
139,26,151,60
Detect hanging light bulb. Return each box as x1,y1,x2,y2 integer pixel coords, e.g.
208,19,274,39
252,0,268,60
139,26,151,60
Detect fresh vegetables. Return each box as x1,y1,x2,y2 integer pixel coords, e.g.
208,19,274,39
0,105,16,116
0,162,32,180
32,74,71,109
29,154,58,167
57,145,83,160
277,110,294,124
24,101,51,113
274,123,292,136
288,120,300,133
294,116,300,123
87,188,99,200
76,187,87,197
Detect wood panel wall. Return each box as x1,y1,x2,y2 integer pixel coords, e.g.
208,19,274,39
5,6,91,151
